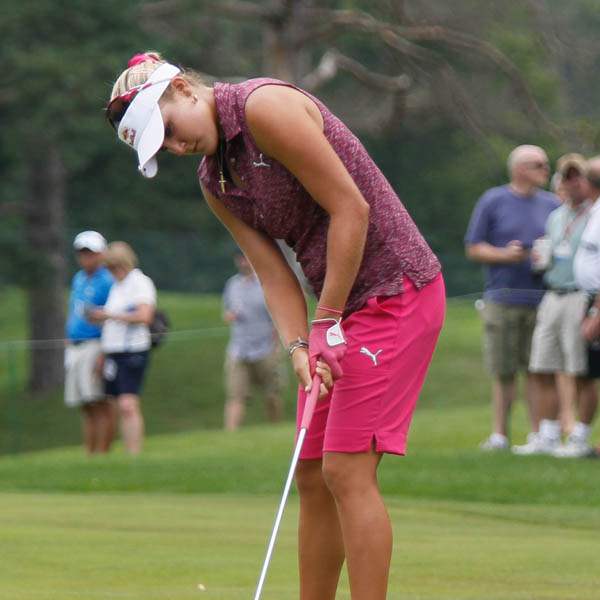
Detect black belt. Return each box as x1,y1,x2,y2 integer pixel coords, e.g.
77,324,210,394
549,288,579,295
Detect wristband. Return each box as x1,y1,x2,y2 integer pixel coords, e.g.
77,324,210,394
317,305,344,316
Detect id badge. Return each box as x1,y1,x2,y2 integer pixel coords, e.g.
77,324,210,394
554,240,571,259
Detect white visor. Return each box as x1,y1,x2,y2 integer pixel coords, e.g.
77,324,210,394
117,62,181,178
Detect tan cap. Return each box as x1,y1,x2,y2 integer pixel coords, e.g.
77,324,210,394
556,153,587,177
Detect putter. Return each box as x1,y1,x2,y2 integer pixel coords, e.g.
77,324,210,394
253,373,322,600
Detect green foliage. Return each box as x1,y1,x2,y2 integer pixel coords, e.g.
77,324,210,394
1,292,599,502
1,1,599,297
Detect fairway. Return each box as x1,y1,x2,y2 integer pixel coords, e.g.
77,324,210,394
1,491,599,600
2,299,600,598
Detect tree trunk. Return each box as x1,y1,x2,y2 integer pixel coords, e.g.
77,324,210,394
262,0,313,83
24,142,67,393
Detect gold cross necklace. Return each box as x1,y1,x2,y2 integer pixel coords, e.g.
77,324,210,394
217,138,227,193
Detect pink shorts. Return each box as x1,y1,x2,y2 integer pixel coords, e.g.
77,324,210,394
296,274,445,458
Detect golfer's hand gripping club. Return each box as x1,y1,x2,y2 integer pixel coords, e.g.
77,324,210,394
308,318,347,380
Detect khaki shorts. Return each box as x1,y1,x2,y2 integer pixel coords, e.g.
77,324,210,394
64,339,105,408
224,349,284,405
480,301,537,377
529,291,588,375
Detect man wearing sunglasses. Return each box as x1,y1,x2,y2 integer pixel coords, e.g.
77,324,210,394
465,145,560,451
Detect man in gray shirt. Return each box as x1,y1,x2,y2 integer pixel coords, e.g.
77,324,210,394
222,252,283,430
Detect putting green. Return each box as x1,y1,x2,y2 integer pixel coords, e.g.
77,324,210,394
1,492,598,599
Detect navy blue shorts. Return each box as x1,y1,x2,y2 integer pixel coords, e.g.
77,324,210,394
104,352,150,397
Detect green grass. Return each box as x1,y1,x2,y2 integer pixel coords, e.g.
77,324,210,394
0,289,301,453
0,418,599,506
1,291,600,598
1,491,599,599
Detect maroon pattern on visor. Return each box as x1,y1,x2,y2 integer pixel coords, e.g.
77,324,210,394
105,78,171,131
105,89,140,131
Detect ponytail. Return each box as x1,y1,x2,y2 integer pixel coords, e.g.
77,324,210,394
109,51,205,102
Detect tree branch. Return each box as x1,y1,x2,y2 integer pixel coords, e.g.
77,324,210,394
301,49,410,94
401,24,560,129
299,8,561,136
141,0,278,20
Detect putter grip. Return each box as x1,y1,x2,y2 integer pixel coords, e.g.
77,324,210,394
300,374,321,430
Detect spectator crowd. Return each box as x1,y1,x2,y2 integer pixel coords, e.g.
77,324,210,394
466,145,600,458
65,232,156,454
65,144,600,459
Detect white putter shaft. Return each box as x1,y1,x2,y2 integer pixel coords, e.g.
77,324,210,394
253,373,322,600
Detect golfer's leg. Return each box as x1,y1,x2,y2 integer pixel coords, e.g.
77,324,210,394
322,449,391,600
296,459,345,600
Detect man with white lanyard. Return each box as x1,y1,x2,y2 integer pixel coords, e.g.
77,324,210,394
566,155,600,458
514,154,595,455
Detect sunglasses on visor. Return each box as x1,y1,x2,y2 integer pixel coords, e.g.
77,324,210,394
104,77,175,131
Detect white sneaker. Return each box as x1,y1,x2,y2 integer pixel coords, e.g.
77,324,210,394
526,431,539,444
552,436,594,458
480,433,509,451
512,434,559,455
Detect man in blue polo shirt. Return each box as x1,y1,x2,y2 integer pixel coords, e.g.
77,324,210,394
65,231,114,453
465,145,560,450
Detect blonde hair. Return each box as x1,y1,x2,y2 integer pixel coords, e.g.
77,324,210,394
110,51,205,102
104,241,138,272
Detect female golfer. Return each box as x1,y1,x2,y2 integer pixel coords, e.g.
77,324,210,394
106,52,445,600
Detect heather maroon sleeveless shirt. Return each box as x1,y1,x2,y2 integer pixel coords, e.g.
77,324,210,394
198,78,441,314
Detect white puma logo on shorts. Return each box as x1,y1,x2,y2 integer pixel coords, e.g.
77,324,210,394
360,346,382,366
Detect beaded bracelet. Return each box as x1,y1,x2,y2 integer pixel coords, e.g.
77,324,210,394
288,337,309,357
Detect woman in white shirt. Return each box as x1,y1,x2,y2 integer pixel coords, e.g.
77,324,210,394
89,242,156,454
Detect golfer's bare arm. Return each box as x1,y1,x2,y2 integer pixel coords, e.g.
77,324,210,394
245,86,370,317
202,185,309,346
